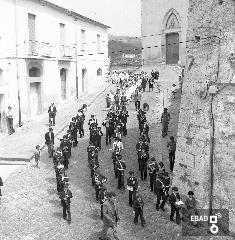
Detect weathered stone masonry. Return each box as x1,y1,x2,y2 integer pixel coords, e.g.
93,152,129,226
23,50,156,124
172,0,235,232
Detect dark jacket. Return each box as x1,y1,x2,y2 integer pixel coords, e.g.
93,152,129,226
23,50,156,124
59,189,73,204
45,132,54,145
0,177,3,186
48,106,57,115
133,197,144,209
169,192,181,206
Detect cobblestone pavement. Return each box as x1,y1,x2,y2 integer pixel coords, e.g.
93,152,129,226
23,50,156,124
0,72,232,240
0,82,111,160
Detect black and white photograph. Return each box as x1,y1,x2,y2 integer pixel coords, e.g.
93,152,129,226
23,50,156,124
0,0,234,239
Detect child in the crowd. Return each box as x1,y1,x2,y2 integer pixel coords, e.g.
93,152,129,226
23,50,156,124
34,145,41,168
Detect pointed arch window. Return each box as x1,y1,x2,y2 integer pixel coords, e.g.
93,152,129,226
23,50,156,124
166,13,180,29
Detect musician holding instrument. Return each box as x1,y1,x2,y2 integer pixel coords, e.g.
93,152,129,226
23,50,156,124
116,155,126,191
94,169,107,202
59,183,73,224
89,149,99,186
133,194,146,227
148,157,159,192
139,149,149,181
60,135,70,170
155,173,166,211
126,171,138,207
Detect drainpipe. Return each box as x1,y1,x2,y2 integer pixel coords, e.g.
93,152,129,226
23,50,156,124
209,95,215,216
15,0,22,127
74,18,78,99
208,30,221,216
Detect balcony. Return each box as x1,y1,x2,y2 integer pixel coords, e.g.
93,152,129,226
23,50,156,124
60,45,75,59
24,41,55,58
25,40,39,56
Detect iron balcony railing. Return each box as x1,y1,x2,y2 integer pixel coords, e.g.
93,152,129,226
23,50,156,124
24,41,56,57
60,45,76,58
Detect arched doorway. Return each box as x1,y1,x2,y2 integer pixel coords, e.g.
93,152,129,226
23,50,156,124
162,9,181,65
82,68,87,93
28,65,42,116
60,68,67,100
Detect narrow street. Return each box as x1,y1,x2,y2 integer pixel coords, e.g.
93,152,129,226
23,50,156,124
0,71,188,240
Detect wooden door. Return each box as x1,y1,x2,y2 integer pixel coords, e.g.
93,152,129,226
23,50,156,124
60,68,66,100
166,33,179,64
30,83,39,116
82,68,87,93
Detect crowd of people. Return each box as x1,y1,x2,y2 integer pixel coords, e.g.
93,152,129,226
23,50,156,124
38,68,196,239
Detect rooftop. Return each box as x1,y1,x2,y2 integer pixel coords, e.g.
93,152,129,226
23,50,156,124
37,0,110,29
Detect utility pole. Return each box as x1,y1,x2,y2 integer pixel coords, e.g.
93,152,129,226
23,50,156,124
15,0,22,127
74,18,78,99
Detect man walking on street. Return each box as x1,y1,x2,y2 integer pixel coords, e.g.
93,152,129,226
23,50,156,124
161,108,171,137
59,183,73,224
169,186,181,224
48,103,57,126
133,194,146,227
167,136,176,172
99,192,120,240
127,171,138,207
116,155,126,192
6,106,15,135
148,157,159,192
0,176,3,201
155,173,166,211
45,128,54,158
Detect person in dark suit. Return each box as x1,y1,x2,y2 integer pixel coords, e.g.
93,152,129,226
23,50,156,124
0,176,3,200
133,194,146,227
45,128,54,158
48,103,57,126
155,173,166,211
126,171,138,207
148,157,159,192
169,186,181,224
59,183,73,224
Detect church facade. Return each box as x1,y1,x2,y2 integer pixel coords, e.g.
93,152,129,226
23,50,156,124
141,0,189,66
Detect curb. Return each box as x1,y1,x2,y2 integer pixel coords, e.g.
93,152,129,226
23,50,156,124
0,83,112,164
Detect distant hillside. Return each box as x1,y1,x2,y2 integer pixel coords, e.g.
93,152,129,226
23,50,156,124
108,34,142,68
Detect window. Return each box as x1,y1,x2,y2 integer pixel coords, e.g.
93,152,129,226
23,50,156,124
29,67,41,77
97,34,101,53
28,13,36,41
28,13,36,55
60,23,66,56
81,29,86,51
60,23,65,46
0,69,3,86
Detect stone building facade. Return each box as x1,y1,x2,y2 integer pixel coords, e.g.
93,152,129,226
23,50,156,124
173,0,235,233
0,0,109,131
141,0,189,66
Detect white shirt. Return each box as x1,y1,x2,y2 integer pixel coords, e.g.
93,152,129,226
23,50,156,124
113,141,124,152
6,109,13,118
171,85,177,92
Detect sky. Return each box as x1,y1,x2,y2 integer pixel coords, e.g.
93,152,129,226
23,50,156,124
49,0,141,37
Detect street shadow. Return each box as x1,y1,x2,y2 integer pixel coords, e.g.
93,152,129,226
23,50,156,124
49,199,62,207
47,188,57,195
87,209,101,221
52,211,63,220
45,177,56,184
30,164,40,169
87,232,105,240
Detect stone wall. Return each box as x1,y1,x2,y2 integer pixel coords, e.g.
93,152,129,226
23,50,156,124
172,0,235,233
